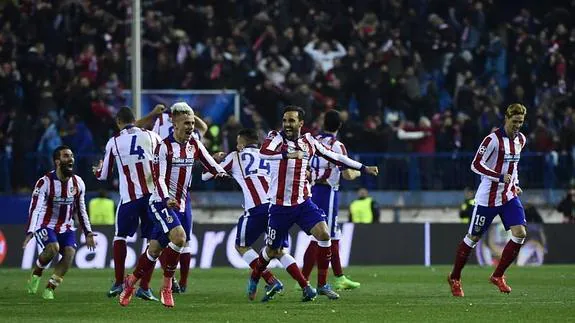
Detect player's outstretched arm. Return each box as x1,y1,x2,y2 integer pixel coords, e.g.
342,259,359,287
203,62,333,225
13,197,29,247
260,131,286,160
342,169,361,180
75,178,97,250
202,152,233,181
194,116,208,137
310,134,378,175
94,139,115,180
471,135,506,182
135,104,166,129
195,140,228,177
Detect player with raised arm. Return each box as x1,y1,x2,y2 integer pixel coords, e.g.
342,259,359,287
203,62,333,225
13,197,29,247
448,103,528,297
24,146,96,300
151,102,208,294
118,107,226,308
252,106,379,302
203,128,294,302
93,107,162,301
301,110,361,290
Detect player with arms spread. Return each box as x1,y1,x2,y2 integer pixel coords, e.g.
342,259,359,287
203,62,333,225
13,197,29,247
93,106,162,300
301,110,361,290
119,107,226,307
252,106,378,302
448,103,528,297
24,146,96,300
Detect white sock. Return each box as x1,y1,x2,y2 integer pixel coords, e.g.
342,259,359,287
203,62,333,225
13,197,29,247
317,240,331,248
463,236,477,248
242,249,259,266
279,254,296,268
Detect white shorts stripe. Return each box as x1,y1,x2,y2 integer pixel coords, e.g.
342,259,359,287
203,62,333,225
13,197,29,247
327,189,335,235
34,232,45,250
239,211,249,247
114,199,122,237
149,202,169,233
467,204,479,235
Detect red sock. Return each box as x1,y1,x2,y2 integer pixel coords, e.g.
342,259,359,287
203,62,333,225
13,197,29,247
317,245,332,286
133,252,156,281
113,240,127,285
493,240,522,277
450,240,473,280
162,245,181,278
250,254,270,281
159,250,168,271
139,253,155,291
331,240,344,277
179,253,191,286
302,241,318,280
261,270,276,285
286,263,308,288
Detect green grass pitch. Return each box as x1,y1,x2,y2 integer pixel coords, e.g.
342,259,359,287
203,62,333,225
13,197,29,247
1,265,575,322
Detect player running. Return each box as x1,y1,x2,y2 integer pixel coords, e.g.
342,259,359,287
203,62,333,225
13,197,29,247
151,101,208,294
202,128,291,302
301,110,361,290
448,103,528,297
24,146,96,300
251,106,378,302
93,107,162,300
119,106,226,307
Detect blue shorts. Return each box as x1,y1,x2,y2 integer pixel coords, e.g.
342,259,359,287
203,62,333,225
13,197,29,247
149,200,190,248
311,184,340,239
116,194,154,239
34,227,77,252
236,203,288,248
267,198,326,249
468,197,526,236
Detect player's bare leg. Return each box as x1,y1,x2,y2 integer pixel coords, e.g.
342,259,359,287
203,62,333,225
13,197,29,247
43,247,75,300
310,222,340,300
27,243,58,294
448,234,480,297
490,225,526,293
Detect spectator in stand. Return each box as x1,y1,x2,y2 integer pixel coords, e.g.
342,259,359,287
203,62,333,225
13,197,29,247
556,185,575,223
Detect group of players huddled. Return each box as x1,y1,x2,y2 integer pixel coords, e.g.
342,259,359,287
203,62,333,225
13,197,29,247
24,101,530,306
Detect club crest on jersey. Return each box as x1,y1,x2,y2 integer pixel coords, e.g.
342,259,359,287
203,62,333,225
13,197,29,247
165,215,174,224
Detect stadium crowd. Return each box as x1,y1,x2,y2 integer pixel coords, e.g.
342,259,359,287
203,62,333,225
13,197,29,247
0,0,575,192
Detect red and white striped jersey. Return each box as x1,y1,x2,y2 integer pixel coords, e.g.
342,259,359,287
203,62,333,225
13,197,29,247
310,133,348,190
152,113,202,141
26,172,92,234
260,131,364,206
471,128,526,207
152,134,225,212
95,126,162,204
202,146,270,210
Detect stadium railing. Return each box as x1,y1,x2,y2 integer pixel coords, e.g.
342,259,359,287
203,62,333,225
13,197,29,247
0,151,570,193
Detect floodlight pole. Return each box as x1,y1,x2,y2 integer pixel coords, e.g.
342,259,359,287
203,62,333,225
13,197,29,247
131,0,142,118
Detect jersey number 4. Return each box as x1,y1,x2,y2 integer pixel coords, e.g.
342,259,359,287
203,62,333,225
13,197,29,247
241,153,270,176
130,135,145,160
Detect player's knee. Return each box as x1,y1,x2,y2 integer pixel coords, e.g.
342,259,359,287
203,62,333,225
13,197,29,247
45,243,59,256
513,229,527,240
267,248,283,258
170,228,187,247
235,245,250,255
62,247,76,262
315,230,330,242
